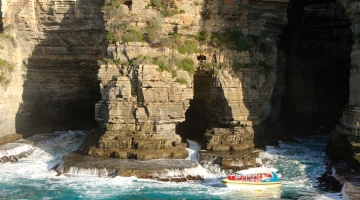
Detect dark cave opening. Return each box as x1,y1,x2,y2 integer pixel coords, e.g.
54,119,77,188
277,0,352,136
177,70,213,149
14,0,104,136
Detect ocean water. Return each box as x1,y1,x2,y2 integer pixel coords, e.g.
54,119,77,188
0,131,344,199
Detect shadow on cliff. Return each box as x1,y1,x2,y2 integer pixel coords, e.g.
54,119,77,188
15,0,105,137
272,0,352,139
176,70,234,149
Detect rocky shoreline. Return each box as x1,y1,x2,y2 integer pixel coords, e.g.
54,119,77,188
56,152,203,182
332,161,360,200
0,133,61,163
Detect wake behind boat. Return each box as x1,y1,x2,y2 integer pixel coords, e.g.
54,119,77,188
221,167,281,188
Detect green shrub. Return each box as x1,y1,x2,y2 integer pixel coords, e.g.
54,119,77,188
150,0,182,17
152,56,172,72
161,33,182,48
97,58,121,65
146,19,162,44
106,0,123,7
176,77,188,85
102,1,127,19
122,28,145,43
178,40,199,54
150,0,163,9
131,55,153,66
147,19,162,31
210,31,251,51
176,57,195,75
201,6,211,19
203,62,216,70
0,58,14,87
194,31,210,43
104,31,119,44
114,59,121,65
233,63,243,71
0,33,17,47
171,70,177,77
220,62,230,69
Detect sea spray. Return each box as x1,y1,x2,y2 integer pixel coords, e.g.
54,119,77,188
67,166,110,177
186,139,226,178
0,142,35,159
0,131,79,164
0,132,345,199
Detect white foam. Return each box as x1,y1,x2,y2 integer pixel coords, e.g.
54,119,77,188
66,166,110,177
186,139,201,162
0,142,35,158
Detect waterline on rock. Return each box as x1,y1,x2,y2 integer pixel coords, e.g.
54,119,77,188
0,131,345,199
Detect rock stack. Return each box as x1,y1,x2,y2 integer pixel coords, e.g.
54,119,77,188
80,64,192,160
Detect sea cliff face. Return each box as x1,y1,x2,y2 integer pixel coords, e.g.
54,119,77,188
326,0,360,171
0,0,104,138
76,0,288,164
0,0,359,172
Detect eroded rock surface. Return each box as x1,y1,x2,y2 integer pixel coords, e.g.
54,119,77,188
0,0,104,136
326,0,360,172
57,152,200,181
79,65,192,160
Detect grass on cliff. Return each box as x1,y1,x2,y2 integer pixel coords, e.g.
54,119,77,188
123,28,145,43
104,31,120,44
0,33,17,48
178,40,199,54
211,31,251,51
150,0,185,17
0,58,14,87
194,31,252,51
176,57,195,75
152,55,173,72
176,77,188,85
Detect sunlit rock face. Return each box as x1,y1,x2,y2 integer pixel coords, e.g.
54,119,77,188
0,0,104,137
79,65,191,160
0,0,357,173
77,0,289,162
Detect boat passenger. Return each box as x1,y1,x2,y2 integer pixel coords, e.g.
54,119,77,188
266,173,271,178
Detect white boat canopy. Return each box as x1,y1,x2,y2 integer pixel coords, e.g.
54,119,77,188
234,167,278,175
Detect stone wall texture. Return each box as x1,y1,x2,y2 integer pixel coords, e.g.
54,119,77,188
0,0,104,138
76,0,289,161
2,0,359,172
326,0,360,171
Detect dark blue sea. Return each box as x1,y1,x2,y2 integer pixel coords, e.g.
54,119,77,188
0,131,344,199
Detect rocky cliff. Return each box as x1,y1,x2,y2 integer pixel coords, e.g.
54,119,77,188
75,0,289,164
1,0,360,173
0,0,104,139
326,0,360,171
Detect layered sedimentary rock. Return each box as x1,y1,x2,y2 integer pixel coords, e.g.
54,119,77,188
57,152,200,181
0,1,24,138
277,2,352,136
326,0,360,171
79,64,192,160
0,0,104,138
78,0,288,165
